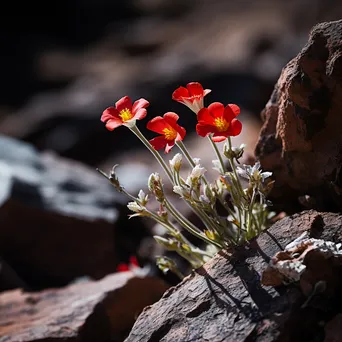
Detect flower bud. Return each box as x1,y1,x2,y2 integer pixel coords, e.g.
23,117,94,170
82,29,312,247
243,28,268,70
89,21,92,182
186,164,206,187
173,185,191,199
109,164,121,188
148,172,164,202
169,153,182,172
156,256,180,275
212,159,222,173
127,201,144,213
137,189,149,205
153,236,178,251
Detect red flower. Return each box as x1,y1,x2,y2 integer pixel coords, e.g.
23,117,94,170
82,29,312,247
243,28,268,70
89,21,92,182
101,96,149,131
147,112,186,154
172,82,211,113
116,256,140,272
196,102,242,142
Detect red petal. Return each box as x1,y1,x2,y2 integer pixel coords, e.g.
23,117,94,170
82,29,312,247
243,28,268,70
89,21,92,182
101,107,120,122
197,108,215,125
105,119,123,131
211,134,227,142
163,112,179,125
207,102,225,118
228,104,240,116
186,82,204,97
176,127,186,140
117,263,129,272
223,105,236,123
147,116,168,134
149,135,168,150
226,118,242,136
196,123,215,137
165,141,175,154
163,112,186,138
116,96,132,112
132,98,149,114
134,108,147,121
172,86,190,102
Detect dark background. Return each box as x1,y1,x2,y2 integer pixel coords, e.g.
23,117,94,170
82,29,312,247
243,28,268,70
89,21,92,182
0,0,341,168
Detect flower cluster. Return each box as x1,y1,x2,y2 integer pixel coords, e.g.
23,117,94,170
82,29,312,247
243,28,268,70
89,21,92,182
99,82,274,278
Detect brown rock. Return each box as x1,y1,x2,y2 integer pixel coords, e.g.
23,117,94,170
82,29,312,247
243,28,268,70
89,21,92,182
0,272,169,342
324,313,342,342
255,20,342,213
125,210,342,342
0,136,150,290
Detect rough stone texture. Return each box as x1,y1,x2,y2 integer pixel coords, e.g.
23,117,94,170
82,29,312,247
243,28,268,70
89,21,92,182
125,210,342,342
0,135,151,290
255,20,342,213
0,272,169,342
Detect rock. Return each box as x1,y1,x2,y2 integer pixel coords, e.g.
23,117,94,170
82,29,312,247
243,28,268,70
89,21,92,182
324,314,342,342
0,272,169,342
125,210,342,342
255,20,342,213
0,135,151,290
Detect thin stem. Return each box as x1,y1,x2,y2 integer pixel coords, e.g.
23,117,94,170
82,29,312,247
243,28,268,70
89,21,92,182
175,140,196,167
227,137,244,197
164,199,222,249
130,125,173,182
176,140,209,186
208,135,226,173
247,189,257,238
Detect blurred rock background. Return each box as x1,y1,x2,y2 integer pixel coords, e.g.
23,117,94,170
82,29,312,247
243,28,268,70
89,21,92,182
1,0,342,339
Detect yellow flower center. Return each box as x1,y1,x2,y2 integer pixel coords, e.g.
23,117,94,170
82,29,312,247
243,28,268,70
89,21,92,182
163,127,177,141
214,117,229,132
119,108,133,122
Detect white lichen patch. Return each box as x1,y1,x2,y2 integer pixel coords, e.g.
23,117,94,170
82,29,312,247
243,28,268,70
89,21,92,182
267,232,342,283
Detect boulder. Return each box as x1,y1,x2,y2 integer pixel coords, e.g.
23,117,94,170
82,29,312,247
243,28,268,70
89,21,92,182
125,210,342,341
0,272,169,342
0,135,150,290
255,20,342,213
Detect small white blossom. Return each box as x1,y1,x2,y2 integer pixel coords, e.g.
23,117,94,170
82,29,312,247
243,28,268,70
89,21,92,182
193,158,201,165
173,185,190,198
186,165,206,186
169,153,183,172
212,159,222,173
236,162,272,185
137,189,149,205
190,164,206,179
127,201,144,213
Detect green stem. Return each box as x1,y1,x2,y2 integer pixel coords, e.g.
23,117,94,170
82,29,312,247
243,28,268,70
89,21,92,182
164,199,222,249
176,140,209,186
130,125,173,182
208,135,226,173
247,189,257,238
227,137,244,197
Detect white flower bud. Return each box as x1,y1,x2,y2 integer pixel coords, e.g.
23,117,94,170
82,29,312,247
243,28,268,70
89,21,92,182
127,201,143,213
169,153,183,172
193,158,201,165
190,164,206,179
212,159,222,173
137,189,149,205
173,185,190,199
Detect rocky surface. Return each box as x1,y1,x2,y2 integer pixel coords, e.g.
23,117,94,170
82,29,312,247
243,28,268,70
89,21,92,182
0,135,151,291
0,272,169,342
125,210,342,342
255,19,342,213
